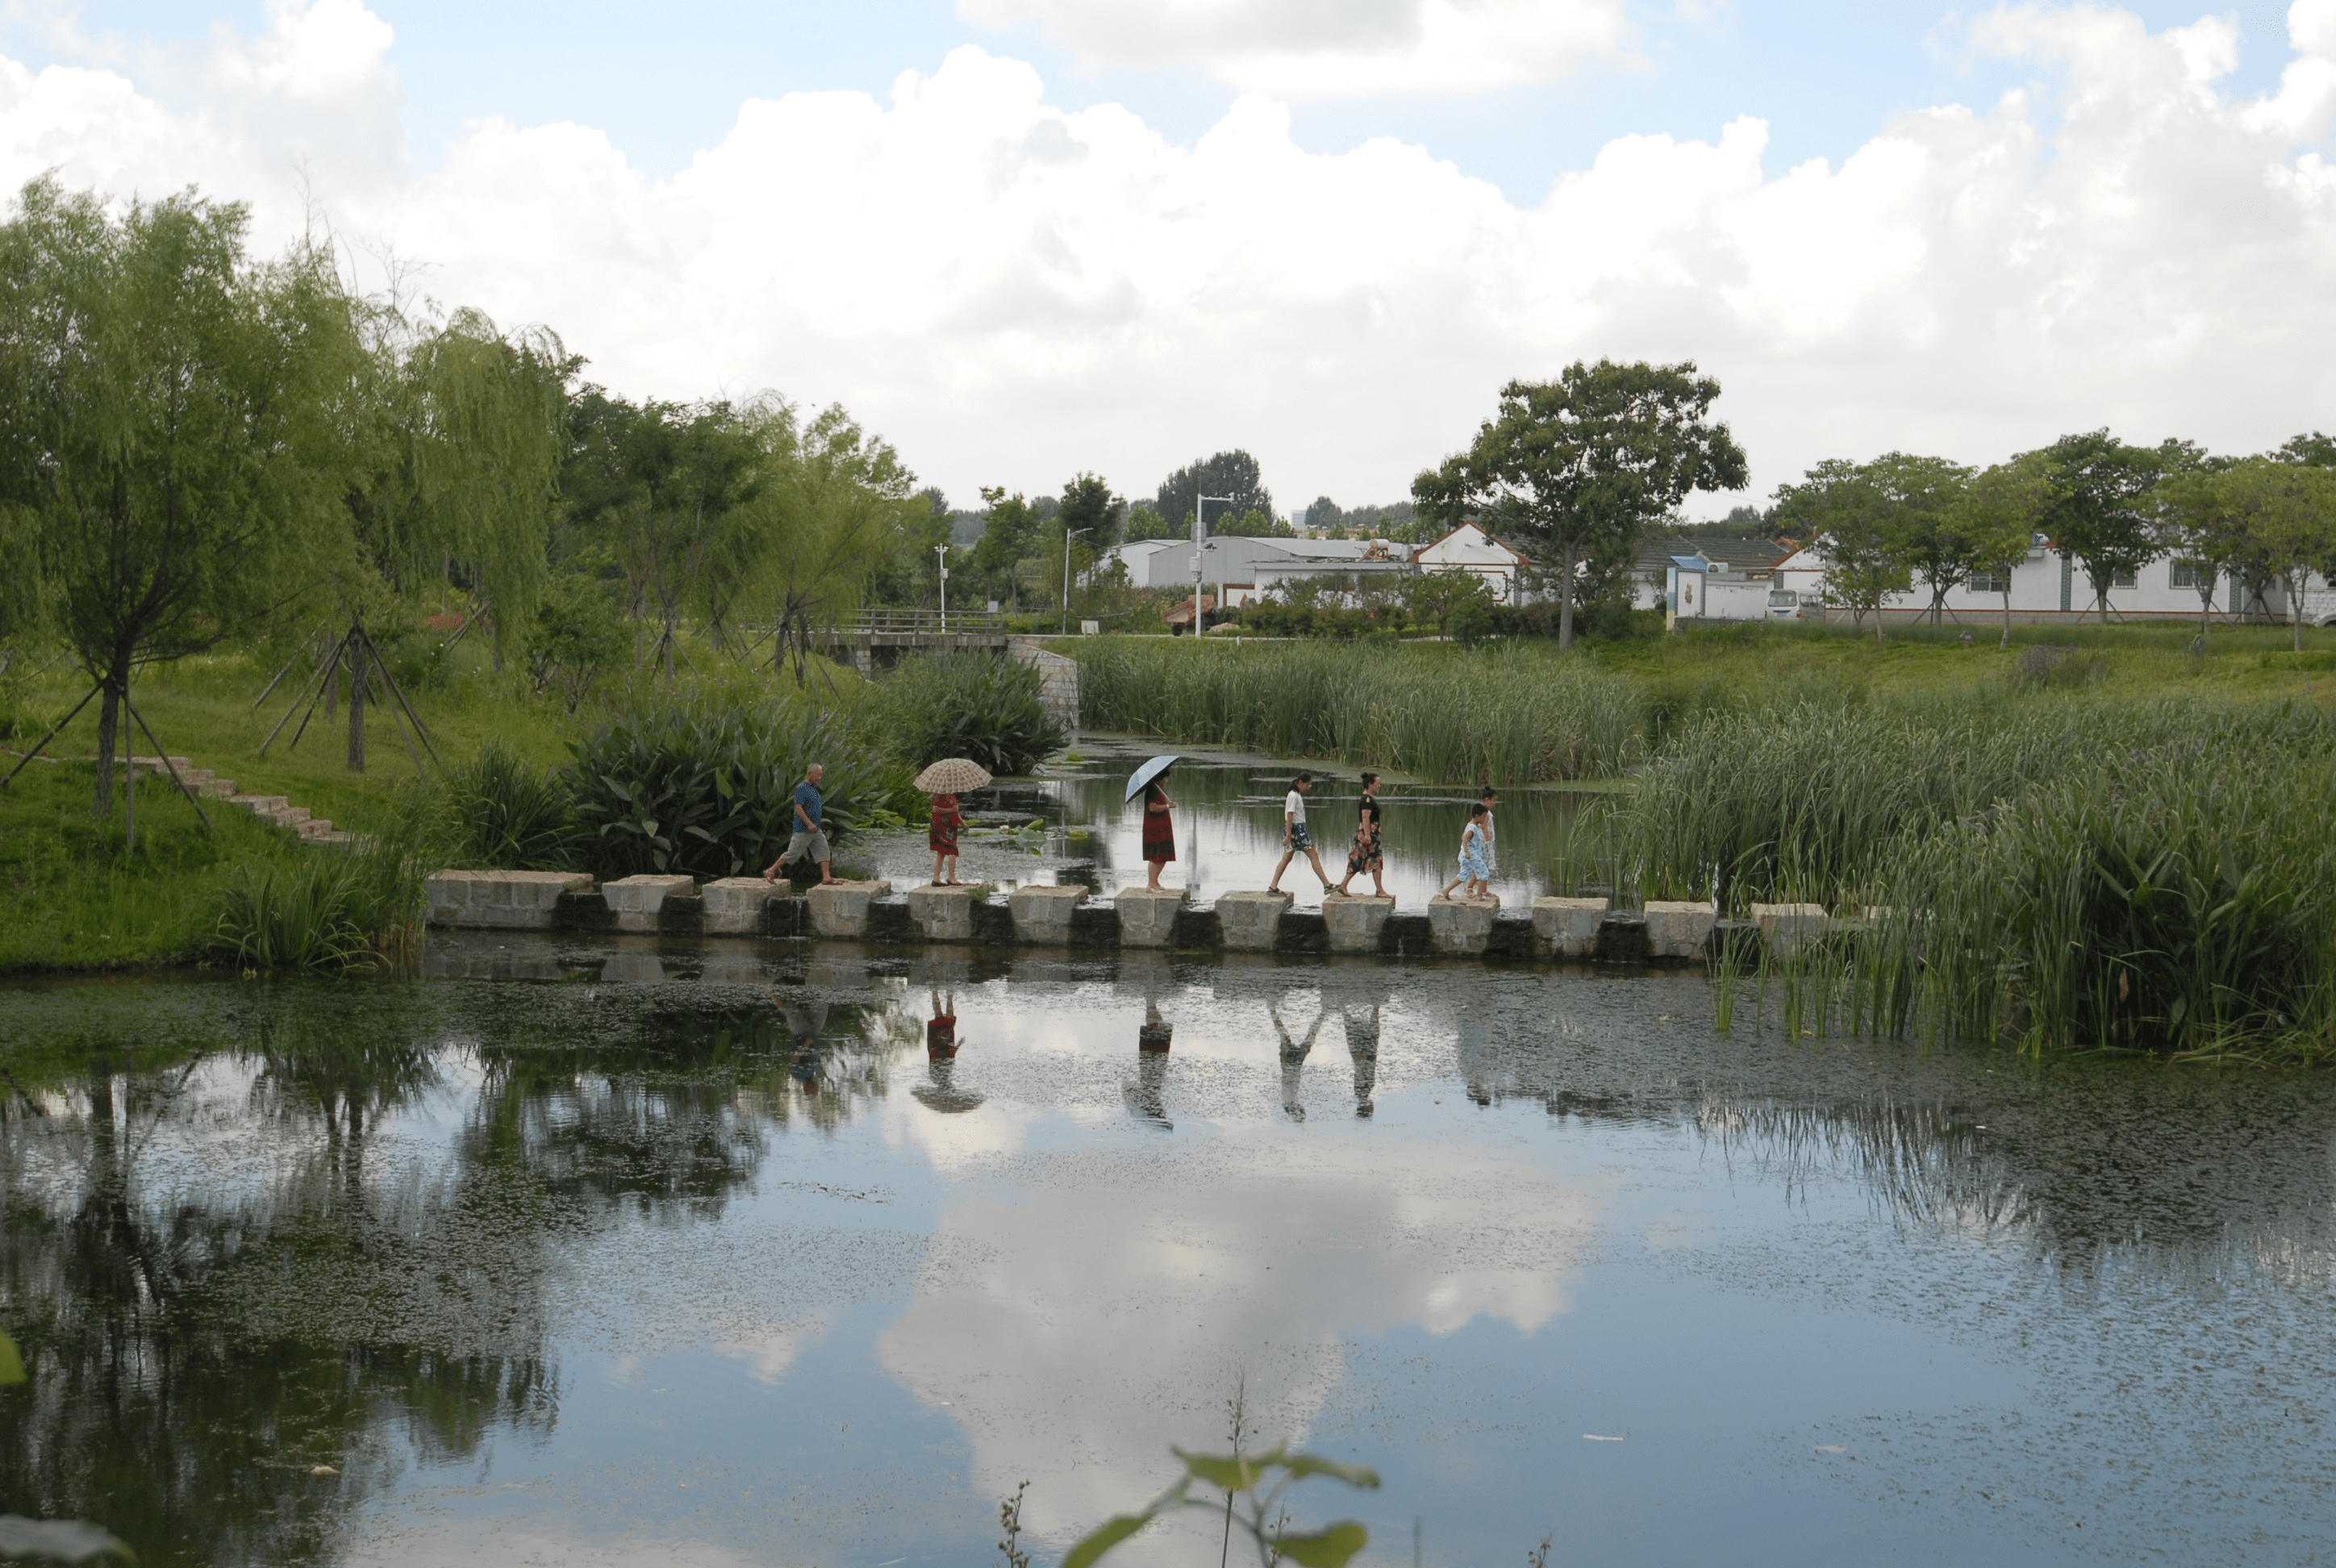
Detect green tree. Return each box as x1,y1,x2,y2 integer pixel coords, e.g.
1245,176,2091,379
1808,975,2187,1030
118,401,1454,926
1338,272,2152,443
731,398,921,684
2280,431,2336,468
1773,459,1910,641
1214,508,1294,537
524,573,627,712
1122,505,1174,542
1303,495,1343,534
1413,361,1749,650
2223,457,2336,651
971,487,1040,611
1157,450,1271,536
561,390,761,676
2151,458,2242,644
865,486,953,609
0,177,365,815
336,305,569,767
1875,453,1978,624
2035,431,2194,623
1955,456,2053,646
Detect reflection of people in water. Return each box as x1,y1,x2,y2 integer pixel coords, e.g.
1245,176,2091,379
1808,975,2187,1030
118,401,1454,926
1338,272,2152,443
914,987,985,1113
1270,1000,1325,1123
1455,1004,1492,1107
1127,1000,1174,1128
1343,1004,1380,1119
784,996,831,1089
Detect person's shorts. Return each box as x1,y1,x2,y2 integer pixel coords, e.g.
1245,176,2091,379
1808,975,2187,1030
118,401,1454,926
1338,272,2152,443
782,828,832,865
1288,824,1315,853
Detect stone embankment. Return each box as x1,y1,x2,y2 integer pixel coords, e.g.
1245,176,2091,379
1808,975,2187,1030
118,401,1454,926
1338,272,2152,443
426,870,1847,966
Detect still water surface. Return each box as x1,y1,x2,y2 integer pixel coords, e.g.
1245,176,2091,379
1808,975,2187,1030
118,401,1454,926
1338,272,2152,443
4,940,2336,1566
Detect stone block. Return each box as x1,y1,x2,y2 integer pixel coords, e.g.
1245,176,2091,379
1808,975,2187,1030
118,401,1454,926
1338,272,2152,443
700,878,774,936
1009,883,1086,945
1321,894,1395,954
1427,893,1500,956
603,874,698,933
1216,890,1293,952
1642,900,1717,961
1531,896,1608,957
1485,911,1537,960
425,869,594,929
907,883,976,941
1116,886,1185,948
1750,902,1829,961
807,879,892,939
1596,910,1650,965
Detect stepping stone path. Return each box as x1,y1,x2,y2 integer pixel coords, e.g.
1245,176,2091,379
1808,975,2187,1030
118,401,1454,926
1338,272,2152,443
124,755,356,847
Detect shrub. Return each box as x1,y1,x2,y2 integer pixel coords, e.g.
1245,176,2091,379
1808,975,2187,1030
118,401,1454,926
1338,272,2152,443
880,652,1065,776
444,740,581,869
563,700,875,879
208,814,432,970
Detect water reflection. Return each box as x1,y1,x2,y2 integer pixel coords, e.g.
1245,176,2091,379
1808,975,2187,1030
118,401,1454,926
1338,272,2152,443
5,961,2336,1566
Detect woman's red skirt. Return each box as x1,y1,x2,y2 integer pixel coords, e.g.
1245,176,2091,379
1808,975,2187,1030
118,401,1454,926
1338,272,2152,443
1142,808,1175,863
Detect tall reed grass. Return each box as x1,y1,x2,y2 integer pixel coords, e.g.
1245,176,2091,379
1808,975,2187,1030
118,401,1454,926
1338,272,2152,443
209,800,436,970
1074,639,1634,783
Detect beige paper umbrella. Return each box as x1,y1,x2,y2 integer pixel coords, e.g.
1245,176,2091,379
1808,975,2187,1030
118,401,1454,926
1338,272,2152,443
913,757,992,793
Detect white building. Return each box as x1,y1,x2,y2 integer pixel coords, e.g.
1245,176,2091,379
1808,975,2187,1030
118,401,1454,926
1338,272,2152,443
1769,536,2336,625
1412,523,1533,603
1102,535,1412,607
1667,553,1790,622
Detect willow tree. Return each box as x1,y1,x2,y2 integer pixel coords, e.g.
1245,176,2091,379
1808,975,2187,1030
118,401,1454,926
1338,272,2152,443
728,397,920,685
329,307,569,769
0,177,362,815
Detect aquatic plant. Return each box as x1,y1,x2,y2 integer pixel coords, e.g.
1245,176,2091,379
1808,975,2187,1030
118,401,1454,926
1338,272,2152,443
881,651,1065,776
1863,745,2336,1057
443,739,582,870
1074,637,1633,783
1062,1442,1380,1568
562,699,877,879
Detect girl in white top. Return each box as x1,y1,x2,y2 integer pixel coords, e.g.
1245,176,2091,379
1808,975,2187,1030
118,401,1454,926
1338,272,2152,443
1266,771,1336,899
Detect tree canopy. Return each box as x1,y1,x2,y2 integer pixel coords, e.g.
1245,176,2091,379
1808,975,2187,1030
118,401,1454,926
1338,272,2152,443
1157,450,1272,538
1415,361,1748,649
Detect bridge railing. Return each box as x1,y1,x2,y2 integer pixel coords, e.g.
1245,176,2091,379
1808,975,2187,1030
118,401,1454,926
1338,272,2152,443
825,608,1006,636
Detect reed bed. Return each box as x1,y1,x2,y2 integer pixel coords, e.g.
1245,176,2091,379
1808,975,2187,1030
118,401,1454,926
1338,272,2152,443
1074,638,1635,783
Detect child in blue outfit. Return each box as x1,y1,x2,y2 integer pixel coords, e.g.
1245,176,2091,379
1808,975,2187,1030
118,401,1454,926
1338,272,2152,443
1440,803,1493,902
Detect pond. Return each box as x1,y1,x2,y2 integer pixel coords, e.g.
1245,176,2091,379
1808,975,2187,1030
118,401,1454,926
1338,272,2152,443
852,738,1607,905
4,940,2336,1566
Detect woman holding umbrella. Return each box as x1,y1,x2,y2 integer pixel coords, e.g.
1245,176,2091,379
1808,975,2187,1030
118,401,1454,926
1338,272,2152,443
915,757,992,886
1127,754,1180,890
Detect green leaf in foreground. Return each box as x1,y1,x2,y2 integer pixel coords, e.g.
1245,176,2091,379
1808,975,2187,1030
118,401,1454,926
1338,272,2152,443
0,1328,23,1386
1267,1521,1371,1568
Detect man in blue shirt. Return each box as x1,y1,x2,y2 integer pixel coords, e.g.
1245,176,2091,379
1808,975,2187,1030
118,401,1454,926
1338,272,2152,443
762,762,838,886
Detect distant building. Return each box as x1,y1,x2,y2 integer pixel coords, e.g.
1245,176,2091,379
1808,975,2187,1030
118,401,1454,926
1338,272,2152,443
1769,536,2336,624
1634,536,1796,614
1103,535,1412,607
1411,523,1533,603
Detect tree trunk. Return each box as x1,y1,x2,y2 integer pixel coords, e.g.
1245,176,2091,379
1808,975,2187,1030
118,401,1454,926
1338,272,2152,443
347,635,368,774
2001,590,2012,648
2199,587,2212,646
90,661,123,818
1555,560,1576,652
2292,573,2306,652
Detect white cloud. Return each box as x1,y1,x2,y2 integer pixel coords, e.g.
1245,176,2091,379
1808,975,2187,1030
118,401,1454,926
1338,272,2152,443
955,0,1633,94
1,2,2333,507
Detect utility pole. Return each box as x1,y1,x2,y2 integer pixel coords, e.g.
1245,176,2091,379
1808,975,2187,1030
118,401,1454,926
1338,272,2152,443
1062,527,1092,635
1192,494,1232,634
936,542,951,630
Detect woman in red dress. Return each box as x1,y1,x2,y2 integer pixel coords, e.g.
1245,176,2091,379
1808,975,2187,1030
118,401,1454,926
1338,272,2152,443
1141,779,1177,889
928,791,962,886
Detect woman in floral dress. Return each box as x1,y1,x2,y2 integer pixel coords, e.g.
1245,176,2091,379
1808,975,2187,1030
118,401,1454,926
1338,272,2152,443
1334,772,1385,898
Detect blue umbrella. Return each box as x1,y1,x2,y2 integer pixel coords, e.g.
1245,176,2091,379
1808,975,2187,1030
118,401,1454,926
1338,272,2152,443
1124,754,1181,802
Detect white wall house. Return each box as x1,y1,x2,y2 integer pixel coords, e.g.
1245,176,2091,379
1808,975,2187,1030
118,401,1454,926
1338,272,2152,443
1412,523,1533,603
1770,537,2336,625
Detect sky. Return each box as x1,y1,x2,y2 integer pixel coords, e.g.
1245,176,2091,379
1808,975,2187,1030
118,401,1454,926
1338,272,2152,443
1,0,2331,515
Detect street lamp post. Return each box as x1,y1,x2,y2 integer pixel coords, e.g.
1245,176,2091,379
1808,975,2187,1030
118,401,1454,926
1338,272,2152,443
1062,527,1092,635
936,542,950,631
1191,494,1233,633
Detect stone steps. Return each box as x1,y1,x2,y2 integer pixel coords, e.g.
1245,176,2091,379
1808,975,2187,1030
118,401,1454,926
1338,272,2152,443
428,873,1830,967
